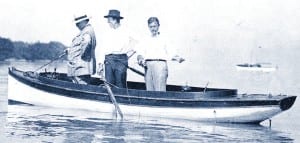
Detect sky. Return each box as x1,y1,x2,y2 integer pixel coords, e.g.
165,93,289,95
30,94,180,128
1,0,300,88
1,0,300,66
0,0,183,45
0,0,102,45
1,0,300,48
1,0,300,63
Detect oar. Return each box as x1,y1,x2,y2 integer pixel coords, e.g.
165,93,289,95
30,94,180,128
98,65,123,119
124,51,146,76
34,52,66,72
102,79,124,119
127,65,145,76
98,50,141,119
104,51,145,77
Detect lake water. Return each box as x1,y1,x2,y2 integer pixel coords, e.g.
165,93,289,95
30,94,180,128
1,47,300,143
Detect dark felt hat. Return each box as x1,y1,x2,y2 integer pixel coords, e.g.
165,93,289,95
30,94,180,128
104,9,123,19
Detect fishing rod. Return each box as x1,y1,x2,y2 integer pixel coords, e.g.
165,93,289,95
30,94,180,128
34,52,66,72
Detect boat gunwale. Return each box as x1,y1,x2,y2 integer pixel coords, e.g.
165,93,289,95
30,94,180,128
7,67,286,102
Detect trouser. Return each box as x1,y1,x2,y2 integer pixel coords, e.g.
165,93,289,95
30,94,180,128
72,75,91,85
145,61,168,91
104,54,128,88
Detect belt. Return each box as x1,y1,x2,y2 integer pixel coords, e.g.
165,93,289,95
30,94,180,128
145,59,166,62
106,53,127,56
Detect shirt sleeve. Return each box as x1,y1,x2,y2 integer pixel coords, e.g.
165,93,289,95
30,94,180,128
135,39,146,58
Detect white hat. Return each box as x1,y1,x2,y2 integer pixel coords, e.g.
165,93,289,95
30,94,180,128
74,14,90,23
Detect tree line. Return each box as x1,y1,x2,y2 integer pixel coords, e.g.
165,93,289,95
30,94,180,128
0,36,66,61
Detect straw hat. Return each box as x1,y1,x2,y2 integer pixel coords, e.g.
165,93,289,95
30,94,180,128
74,14,90,23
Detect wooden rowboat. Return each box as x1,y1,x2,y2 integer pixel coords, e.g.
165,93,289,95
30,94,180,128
8,67,296,123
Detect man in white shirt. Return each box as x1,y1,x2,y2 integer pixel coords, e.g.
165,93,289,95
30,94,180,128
99,9,135,88
137,17,184,91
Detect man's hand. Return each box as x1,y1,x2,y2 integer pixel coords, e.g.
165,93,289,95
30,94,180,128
172,55,185,63
97,63,104,77
178,57,185,63
137,55,146,67
64,48,69,54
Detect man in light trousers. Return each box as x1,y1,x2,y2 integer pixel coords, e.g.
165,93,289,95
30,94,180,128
137,17,184,91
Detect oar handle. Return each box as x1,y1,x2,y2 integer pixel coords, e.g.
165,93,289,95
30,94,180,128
127,50,136,59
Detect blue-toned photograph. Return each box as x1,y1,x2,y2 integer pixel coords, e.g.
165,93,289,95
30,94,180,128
0,0,299,142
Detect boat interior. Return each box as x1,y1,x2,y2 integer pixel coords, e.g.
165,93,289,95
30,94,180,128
39,72,208,92
9,67,238,97
35,71,233,93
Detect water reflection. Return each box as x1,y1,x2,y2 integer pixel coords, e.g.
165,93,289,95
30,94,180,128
202,123,294,143
0,113,8,142
2,104,294,143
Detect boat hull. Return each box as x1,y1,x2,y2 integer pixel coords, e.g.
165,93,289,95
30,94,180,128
236,63,277,72
8,69,294,123
236,66,276,72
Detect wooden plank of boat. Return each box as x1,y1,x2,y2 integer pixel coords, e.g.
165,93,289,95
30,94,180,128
7,67,297,123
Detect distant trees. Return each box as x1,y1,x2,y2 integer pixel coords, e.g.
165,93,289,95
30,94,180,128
0,37,14,61
0,37,66,61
